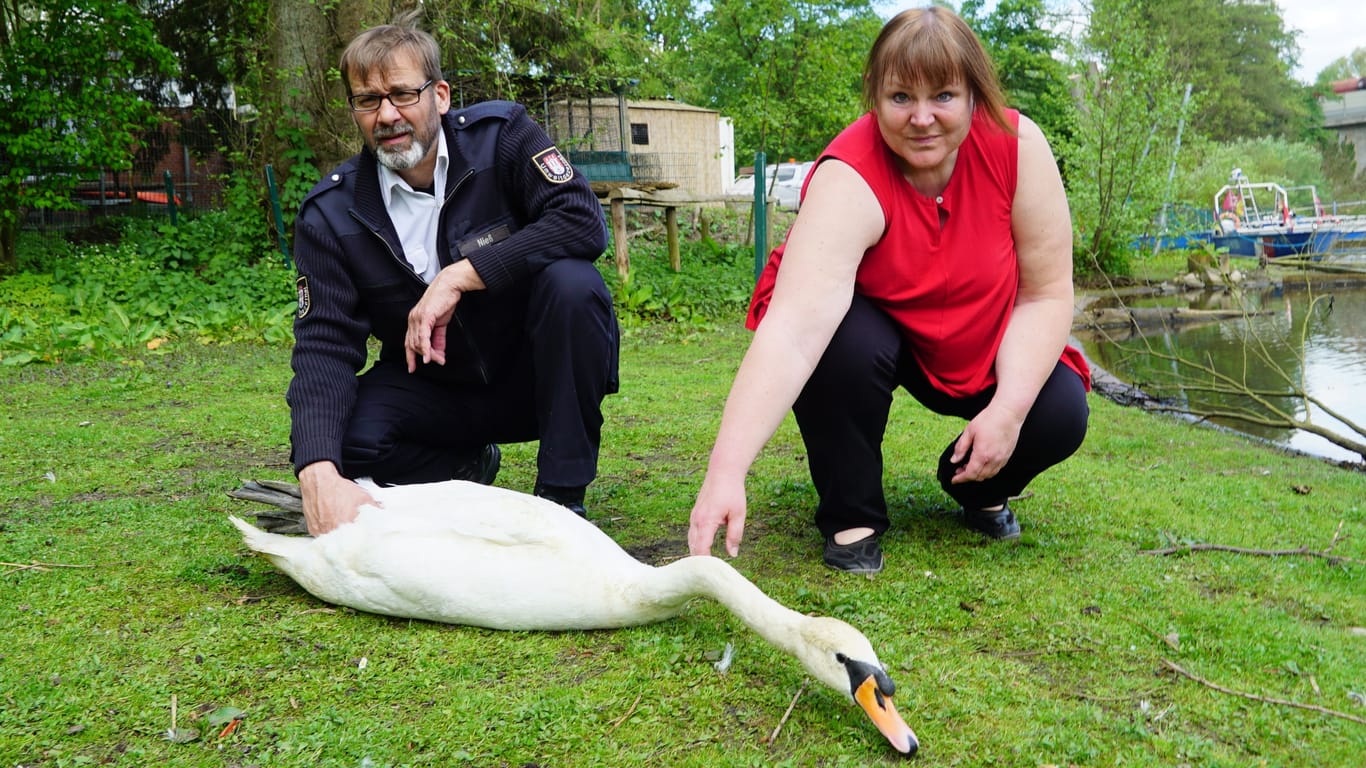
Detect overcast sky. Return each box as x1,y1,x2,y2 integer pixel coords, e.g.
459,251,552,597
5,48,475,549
876,1,1362,84
1278,1,1362,83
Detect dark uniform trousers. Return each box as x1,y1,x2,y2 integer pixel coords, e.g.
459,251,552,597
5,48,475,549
340,259,619,490
792,294,1089,539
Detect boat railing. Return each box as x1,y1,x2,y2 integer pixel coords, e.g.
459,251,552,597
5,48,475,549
1213,179,1294,234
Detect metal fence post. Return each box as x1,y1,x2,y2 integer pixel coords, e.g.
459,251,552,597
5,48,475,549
163,170,178,226
265,164,293,268
753,151,767,282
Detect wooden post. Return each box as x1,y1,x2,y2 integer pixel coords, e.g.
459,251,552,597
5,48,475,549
666,206,680,271
611,196,629,278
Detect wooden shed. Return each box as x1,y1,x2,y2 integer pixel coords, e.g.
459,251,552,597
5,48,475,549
544,97,733,197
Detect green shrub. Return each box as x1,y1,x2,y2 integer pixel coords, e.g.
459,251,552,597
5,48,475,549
601,234,755,328
5,203,773,365
2,212,293,364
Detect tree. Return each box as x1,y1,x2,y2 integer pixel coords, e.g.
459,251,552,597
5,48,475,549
960,0,1074,146
265,0,370,179
144,0,271,142
676,0,883,163
1059,0,1194,276
1127,0,1311,142
1314,46,1366,88
0,0,176,271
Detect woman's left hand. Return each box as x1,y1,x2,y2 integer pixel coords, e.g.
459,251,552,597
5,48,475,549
948,405,1023,484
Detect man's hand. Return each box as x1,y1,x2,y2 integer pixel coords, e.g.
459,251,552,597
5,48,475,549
297,461,377,535
688,475,748,558
405,261,486,372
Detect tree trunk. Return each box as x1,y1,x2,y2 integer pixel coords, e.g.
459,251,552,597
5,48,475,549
267,0,373,176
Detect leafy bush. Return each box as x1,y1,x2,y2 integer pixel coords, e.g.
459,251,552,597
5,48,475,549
598,208,764,328
1,212,293,364
3,203,772,365
1176,137,1329,208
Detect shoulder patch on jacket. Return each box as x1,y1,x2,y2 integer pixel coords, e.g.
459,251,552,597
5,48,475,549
533,147,574,184
295,276,311,319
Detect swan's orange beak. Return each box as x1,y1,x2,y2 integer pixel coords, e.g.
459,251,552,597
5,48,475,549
853,669,919,757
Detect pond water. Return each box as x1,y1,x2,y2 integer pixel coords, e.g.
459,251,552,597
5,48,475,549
1078,280,1366,464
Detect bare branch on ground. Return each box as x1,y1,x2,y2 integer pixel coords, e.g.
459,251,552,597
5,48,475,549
766,678,807,747
1162,659,1366,726
1,560,95,577
1139,522,1363,565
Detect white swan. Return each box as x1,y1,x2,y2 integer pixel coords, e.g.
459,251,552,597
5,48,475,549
228,478,918,756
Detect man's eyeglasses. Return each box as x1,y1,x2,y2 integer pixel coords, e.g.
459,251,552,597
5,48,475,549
348,80,434,113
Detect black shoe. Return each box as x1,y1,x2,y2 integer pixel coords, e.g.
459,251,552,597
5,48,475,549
452,444,500,485
534,482,587,518
823,535,884,574
963,503,1021,540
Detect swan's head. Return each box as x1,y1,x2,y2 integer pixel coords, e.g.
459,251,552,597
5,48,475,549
797,616,919,757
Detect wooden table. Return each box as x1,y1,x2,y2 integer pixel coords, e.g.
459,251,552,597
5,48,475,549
604,187,753,278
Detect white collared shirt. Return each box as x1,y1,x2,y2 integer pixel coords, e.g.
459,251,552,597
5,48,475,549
378,130,449,284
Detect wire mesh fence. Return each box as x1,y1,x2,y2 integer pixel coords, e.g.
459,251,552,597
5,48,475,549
21,75,728,254
21,108,229,246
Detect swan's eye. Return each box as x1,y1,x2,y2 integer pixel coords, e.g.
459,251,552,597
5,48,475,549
835,652,849,663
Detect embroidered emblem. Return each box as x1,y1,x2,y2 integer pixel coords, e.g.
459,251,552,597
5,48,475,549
296,276,311,319
533,147,574,184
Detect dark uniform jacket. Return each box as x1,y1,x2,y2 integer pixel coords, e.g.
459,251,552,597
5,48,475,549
287,101,608,474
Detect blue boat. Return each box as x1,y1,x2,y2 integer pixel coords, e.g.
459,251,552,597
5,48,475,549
1211,171,1366,258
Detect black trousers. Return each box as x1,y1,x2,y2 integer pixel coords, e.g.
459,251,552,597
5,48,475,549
340,259,619,489
792,294,1089,538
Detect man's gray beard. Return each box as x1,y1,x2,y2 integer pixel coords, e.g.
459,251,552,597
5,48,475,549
375,137,427,171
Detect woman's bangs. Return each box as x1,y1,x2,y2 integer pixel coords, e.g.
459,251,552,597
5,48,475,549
885,30,963,90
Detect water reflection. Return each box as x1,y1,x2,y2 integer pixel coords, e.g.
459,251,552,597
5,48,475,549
1078,282,1366,463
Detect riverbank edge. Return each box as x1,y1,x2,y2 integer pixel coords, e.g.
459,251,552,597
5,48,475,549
1072,263,1366,471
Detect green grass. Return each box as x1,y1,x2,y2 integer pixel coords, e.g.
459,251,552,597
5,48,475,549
2,320,1363,767
2,206,1364,766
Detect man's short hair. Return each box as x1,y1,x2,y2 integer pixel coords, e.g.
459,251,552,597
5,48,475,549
339,9,442,93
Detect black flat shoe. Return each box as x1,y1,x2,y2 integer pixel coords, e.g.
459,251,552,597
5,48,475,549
534,482,588,518
823,535,884,574
453,444,501,486
963,503,1021,540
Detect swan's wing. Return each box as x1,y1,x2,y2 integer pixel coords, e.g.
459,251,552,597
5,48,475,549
302,499,661,629
257,478,673,629
364,480,587,547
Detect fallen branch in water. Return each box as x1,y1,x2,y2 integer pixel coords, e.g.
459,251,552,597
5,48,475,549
1162,659,1366,726
1139,522,1363,566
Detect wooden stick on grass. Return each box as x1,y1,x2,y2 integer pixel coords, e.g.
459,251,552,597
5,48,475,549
1162,659,1366,725
1139,522,1363,566
1,560,95,577
607,693,642,734
766,679,807,747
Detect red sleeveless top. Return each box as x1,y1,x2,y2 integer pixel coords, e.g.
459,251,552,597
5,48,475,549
747,110,1090,397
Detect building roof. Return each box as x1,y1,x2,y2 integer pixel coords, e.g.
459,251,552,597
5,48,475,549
566,96,718,115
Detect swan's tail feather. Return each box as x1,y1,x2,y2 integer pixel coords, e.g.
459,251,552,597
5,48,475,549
228,514,307,558
227,480,309,534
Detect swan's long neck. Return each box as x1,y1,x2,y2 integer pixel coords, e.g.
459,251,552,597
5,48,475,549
644,556,810,654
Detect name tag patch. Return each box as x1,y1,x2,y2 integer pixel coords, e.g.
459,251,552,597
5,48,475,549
458,224,513,257
533,147,574,184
